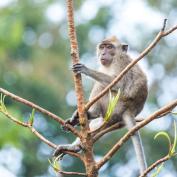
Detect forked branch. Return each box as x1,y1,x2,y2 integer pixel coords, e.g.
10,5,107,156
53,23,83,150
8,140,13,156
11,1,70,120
139,155,170,177
0,88,80,137
0,108,83,160
0,109,57,148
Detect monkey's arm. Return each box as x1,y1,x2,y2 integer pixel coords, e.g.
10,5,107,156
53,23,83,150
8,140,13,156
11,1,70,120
72,63,122,91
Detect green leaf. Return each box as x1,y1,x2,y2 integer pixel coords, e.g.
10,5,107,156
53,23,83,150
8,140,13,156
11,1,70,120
104,89,121,122
28,109,35,126
154,131,172,153
48,158,60,172
0,94,7,113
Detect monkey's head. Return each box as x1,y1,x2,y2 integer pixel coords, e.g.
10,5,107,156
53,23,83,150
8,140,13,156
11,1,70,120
97,36,128,66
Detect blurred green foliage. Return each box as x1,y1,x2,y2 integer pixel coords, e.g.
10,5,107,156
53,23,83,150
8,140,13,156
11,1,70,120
0,0,177,177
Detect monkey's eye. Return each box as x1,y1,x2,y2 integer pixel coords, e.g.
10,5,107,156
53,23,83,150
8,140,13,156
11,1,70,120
107,45,113,49
99,44,104,49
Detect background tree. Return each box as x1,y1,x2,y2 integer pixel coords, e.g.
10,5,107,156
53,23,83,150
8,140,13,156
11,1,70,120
0,0,177,177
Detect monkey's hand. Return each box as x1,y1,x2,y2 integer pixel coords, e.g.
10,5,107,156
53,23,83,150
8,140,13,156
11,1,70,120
72,63,89,75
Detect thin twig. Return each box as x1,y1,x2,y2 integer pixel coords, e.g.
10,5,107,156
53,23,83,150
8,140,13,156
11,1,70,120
93,123,124,143
0,88,80,137
92,110,173,142
139,155,170,177
0,109,83,159
85,19,177,111
29,125,57,148
63,150,83,160
0,110,57,148
58,170,86,176
92,112,171,143
162,24,177,36
96,99,177,169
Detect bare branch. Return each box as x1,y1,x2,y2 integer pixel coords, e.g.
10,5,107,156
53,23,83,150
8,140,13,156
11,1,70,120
62,150,83,160
67,0,87,127
0,109,84,160
139,155,170,177
0,110,57,148
163,24,177,36
96,99,177,169
85,20,177,111
0,109,28,127
0,88,80,137
67,2,97,176
92,123,124,143
57,170,86,176
29,126,57,148
92,113,170,143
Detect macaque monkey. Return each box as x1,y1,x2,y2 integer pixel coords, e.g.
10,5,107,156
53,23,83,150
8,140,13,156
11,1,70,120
54,36,148,174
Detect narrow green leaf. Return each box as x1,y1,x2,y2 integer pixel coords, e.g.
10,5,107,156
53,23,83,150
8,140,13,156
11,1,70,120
48,158,60,172
104,89,120,122
0,94,7,113
28,109,35,126
154,131,172,153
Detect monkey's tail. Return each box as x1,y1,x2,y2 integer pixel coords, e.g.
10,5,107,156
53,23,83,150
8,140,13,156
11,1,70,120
123,114,147,175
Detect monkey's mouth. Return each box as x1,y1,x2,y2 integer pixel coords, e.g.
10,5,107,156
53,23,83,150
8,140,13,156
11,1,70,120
101,58,109,65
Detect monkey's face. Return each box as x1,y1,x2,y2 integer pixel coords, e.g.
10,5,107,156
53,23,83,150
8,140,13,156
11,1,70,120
98,42,116,66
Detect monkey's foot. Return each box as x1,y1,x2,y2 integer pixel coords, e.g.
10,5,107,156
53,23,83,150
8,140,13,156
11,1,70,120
61,119,72,132
53,144,81,158
61,112,79,132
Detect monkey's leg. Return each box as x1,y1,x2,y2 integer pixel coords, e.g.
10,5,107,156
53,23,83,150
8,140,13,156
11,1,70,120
123,113,147,175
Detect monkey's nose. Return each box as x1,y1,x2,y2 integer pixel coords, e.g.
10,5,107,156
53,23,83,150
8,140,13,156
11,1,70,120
102,52,106,56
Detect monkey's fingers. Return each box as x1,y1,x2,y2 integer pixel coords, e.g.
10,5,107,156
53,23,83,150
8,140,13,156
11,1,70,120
72,63,83,68
72,63,85,74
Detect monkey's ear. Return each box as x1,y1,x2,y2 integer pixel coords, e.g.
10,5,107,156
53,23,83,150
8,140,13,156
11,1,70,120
122,44,128,52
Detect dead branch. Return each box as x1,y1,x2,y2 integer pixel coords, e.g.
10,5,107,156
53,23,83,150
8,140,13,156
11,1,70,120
85,19,177,111
0,88,80,137
139,155,170,177
96,99,177,169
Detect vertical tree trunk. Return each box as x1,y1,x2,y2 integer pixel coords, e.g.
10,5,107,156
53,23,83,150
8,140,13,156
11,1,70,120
66,0,97,176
